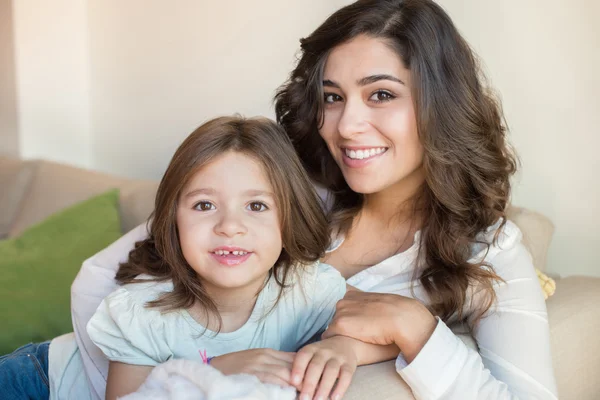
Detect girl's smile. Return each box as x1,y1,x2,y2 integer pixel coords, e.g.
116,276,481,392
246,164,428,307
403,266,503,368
210,246,253,266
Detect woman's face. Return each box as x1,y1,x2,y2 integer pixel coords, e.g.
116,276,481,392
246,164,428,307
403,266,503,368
319,35,425,197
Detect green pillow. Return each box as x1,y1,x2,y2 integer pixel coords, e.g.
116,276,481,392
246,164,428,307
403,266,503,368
0,189,122,355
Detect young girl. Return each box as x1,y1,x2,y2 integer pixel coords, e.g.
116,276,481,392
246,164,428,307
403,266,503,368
85,116,391,400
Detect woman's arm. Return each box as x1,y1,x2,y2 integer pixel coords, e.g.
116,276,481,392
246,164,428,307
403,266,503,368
105,362,153,400
71,223,149,399
324,239,558,399
395,241,558,399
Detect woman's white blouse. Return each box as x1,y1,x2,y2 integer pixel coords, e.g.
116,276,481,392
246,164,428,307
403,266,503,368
69,219,558,399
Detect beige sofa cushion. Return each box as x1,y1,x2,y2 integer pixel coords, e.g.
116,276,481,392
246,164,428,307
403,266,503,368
119,181,158,233
547,276,600,399
8,160,156,237
0,157,35,239
507,206,554,272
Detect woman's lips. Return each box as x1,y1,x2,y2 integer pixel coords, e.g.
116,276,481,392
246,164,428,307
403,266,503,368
341,147,387,168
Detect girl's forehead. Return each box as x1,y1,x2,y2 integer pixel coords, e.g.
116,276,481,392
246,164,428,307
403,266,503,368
184,151,276,194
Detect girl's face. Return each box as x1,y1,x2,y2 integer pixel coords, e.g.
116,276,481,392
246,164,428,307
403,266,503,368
176,151,282,294
319,35,425,197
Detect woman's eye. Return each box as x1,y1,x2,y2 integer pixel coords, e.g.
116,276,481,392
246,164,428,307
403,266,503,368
247,202,268,212
194,201,215,211
324,93,342,104
369,90,395,103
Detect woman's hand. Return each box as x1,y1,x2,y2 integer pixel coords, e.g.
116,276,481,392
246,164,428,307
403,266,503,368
322,290,438,363
291,336,358,400
210,348,296,387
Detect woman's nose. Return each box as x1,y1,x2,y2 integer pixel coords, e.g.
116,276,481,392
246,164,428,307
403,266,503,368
337,97,369,139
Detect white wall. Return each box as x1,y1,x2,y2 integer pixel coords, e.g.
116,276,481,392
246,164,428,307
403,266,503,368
436,0,600,277
4,0,598,277
0,0,18,156
12,0,92,167
87,0,351,179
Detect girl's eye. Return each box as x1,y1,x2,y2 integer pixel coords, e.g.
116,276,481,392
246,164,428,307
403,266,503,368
247,202,268,212
193,201,215,211
369,90,396,103
324,93,342,104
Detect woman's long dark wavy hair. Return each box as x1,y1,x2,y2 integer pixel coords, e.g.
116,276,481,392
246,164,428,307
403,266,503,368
116,116,330,330
275,0,518,323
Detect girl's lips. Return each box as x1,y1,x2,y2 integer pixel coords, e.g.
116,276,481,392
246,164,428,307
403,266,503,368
210,252,252,266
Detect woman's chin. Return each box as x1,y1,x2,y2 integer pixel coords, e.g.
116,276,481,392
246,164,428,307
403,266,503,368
345,178,384,195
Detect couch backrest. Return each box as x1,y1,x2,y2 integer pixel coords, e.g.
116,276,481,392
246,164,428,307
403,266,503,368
4,157,158,236
2,157,554,271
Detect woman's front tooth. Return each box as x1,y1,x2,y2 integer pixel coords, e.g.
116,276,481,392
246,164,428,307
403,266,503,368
357,150,364,159
350,150,356,159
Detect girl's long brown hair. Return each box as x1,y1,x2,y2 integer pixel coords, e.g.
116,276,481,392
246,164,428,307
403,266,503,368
116,116,330,329
275,0,517,322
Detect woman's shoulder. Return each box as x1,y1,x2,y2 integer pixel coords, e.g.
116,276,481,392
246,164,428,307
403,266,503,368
470,218,534,279
470,218,523,260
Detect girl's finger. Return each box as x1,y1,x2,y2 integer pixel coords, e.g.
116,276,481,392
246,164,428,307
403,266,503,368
265,349,297,363
299,355,327,400
330,365,355,400
313,360,341,400
260,362,293,384
254,371,292,388
291,348,314,388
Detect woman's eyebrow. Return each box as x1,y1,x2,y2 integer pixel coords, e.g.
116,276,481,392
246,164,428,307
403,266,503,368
323,74,405,88
358,74,405,86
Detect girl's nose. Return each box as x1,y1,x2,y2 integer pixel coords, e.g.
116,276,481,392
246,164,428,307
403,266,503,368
214,210,247,237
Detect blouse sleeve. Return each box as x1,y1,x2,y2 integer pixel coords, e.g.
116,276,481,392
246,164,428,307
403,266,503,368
395,224,558,399
86,286,171,366
70,223,148,398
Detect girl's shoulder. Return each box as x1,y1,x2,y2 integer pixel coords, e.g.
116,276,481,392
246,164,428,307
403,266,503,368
106,274,174,309
271,262,346,307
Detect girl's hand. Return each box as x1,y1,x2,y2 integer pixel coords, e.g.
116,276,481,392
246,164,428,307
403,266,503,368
291,336,358,400
322,290,437,363
210,348,296,387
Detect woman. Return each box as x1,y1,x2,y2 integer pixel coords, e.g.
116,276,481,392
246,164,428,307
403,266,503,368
71,0,557,399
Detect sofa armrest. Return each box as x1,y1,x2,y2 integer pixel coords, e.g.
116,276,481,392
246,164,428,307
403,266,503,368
344,360,414,400
547,276,600,399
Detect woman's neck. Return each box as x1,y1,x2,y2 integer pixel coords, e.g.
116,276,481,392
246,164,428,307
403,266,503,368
362,166,425,224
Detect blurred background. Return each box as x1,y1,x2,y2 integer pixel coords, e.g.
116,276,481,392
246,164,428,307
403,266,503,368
1,0,598,277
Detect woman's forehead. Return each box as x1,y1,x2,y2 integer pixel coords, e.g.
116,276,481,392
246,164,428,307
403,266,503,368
323,35,410,84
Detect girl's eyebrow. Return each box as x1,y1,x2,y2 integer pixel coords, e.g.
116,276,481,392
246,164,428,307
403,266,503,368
184,188,215,198
184,188,274,198
244,189,275,198
323,74,405,88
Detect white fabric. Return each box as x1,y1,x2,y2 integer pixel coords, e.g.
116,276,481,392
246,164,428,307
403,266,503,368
86,266,345,366
48,333,92,400
65,219,557,400
120,358,296,400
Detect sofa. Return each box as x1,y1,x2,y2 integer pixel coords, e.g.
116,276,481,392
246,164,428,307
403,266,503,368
2,155,599,399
